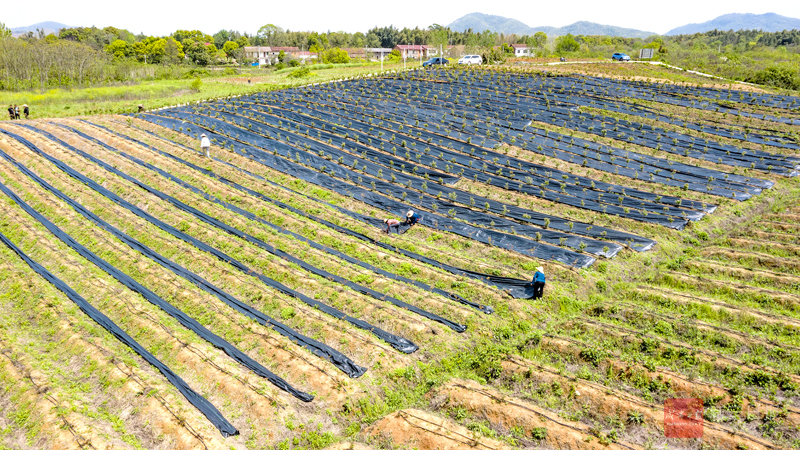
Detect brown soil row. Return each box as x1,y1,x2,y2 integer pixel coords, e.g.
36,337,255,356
2,163,353,404
0,346,94,450
436,378,640,450
735,230,800,245
699,248,800,271
0,163,296,444
633,286,800,331
724,238,800,257
500,358,781,450
117,117,542,286
0,250,226,449
322,443,376,450
751,221,800,233
69,120,476,329
3,124,407,369
764,213,800,223
551,316,800,388
365,407,512,450
682,259,800,287
607,301,800,353
536,336,800,426
665,271,800,308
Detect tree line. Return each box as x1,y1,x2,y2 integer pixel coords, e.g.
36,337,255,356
0,20,798,91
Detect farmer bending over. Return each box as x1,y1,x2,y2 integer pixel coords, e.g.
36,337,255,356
384,218,401,234
531,266,546,299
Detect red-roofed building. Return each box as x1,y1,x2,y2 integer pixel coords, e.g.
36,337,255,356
393,44,432,59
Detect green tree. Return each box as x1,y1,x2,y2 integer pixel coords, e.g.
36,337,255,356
526,31,547,55
555,34,580,54
427,24,449,51
321,47,350,64
105,39,131,58
258,24,282,47
184,39,211,65
0,22,11,40
163,37,184,62
222,41,239,59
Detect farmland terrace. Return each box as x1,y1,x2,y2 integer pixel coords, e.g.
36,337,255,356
0,66,799,450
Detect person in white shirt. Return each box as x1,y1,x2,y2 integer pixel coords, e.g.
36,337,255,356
200,133,211,157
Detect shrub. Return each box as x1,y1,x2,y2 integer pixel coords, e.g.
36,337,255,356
321,47,350,64
190,77,202,92
747,65,800,90
530,427,547,440
287,66,313,79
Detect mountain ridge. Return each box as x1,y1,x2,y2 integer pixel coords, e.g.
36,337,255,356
448,13,656,38
665,13,800,35
10,21,71,37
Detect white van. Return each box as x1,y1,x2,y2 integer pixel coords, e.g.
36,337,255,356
457,55,483,65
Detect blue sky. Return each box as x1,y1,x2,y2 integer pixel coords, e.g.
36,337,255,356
7,0,800,36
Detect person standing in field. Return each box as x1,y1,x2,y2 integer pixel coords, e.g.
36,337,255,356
23,105,29,119
200,133,211,158
531,266,546,299
383,218,401,234
13,105,20,119
7,105,14,120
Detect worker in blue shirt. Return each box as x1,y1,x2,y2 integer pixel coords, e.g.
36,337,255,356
404,210,421,227
531,266,545,299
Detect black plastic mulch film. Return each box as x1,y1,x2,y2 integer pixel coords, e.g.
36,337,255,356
83,120,494,314
3,126,382,372
51,122,469,333
158,109,642,253
283,78,791,184
411,71,800,145
249,80,784,196
231,99,714,214
0,182,239,438
193,103,703,227
353,74,799,175
259,93,756,201
166,102,697,230
0,138,315,403
139,112,599,267
108,120,535,300
276,74,790,187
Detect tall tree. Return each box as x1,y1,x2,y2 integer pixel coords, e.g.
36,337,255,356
257,24,282,47
0,22,12,40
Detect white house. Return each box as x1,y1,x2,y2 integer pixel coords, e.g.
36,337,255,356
243,46,272,66
511,44,530,57
367,48,393,60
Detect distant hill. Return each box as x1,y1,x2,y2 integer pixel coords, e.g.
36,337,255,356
666,13,800,35
10,21,70,37
448,13,538,36
447,13,656,38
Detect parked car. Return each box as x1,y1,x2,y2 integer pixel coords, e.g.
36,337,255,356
458,55,482,65
422,57,449,67
612,53,630,61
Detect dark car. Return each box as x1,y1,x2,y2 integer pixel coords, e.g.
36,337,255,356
612,53,630,61
423,57,449,67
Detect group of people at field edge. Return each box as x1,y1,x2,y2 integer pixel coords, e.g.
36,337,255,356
7,104,29,120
